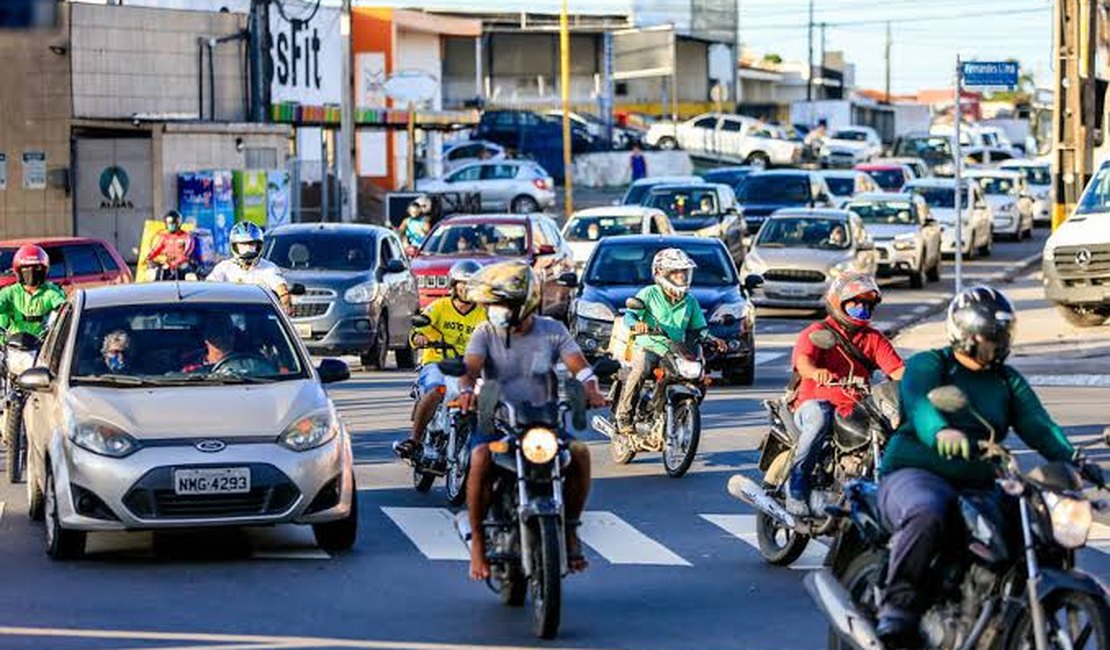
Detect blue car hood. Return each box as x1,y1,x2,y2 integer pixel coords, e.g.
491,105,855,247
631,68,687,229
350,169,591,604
579,283,744,320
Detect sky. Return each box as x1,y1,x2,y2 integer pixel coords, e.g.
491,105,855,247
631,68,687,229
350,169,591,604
72,0,1053,93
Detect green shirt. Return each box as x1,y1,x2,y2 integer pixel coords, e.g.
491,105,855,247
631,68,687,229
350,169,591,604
623,285,707,355
0,283,66,338
881,347,1075,489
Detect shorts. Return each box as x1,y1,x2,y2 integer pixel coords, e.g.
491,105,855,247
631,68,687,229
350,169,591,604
414,363,446,398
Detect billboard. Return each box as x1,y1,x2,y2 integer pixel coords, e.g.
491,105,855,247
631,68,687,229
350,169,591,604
269,3,342,106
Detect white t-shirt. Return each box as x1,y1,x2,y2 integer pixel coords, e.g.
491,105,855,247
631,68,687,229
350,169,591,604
206,258,288,294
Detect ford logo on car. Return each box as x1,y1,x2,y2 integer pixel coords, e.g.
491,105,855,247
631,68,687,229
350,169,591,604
195,440,226,453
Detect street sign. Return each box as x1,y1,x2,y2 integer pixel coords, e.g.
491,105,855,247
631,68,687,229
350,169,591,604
383,71,438,104
960,61,1019,89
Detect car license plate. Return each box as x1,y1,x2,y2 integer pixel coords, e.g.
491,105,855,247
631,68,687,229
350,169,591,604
778,285,807,296
174,468,251,495
295,323,313,338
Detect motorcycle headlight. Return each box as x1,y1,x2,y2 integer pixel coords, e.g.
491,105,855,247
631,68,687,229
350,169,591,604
69,420,139,458
1044,492,1092,549
521,428,559,464
673,357,703,380
576,300,616,322
280,409,340,451
344,281,380,304
820,146,832,157
709,302,746,325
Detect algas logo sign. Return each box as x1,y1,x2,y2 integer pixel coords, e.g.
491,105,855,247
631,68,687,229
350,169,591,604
99,166,133,209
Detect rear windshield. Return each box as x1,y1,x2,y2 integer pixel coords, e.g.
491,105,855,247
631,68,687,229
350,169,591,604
644,188,721,219
909,186,959,209
832,130,868,142
895,136,952,160
864,169,906,191
586,241,735,286
564,215,643,241
975,176,1016,195
263,233,376,271
736,175,810,203
622,183,654,205
824,177,856,196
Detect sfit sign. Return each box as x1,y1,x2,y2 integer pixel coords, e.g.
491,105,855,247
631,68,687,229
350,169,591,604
269,5,341,106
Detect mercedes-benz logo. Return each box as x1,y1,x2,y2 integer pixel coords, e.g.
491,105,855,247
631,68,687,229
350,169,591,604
1076,248,1093,270
195,440,226,453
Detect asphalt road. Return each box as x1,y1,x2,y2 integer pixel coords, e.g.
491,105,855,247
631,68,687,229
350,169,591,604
0,226,1106,650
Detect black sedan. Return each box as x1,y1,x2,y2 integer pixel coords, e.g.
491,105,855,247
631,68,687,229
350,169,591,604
564,235,761,385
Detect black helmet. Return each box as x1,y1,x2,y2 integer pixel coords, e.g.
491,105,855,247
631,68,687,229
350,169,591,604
945,286,1015,367
164,210,183,232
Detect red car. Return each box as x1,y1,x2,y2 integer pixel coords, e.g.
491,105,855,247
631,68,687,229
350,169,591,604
0,237,132,292
854,162,913,193
411,214,577,320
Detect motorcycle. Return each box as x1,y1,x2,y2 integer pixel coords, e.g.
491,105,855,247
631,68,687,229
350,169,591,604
407,314,473,506
590,297,709,478
808,385,1110,650
148,260,198,282
728,328,900,566
2,332,39,484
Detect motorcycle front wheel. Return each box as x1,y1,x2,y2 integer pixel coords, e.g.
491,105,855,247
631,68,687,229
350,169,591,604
445,441,469,507
530,517,563,639
662,398,700,478
4,397,24,484
827,548,885,650
1004,590,1109,650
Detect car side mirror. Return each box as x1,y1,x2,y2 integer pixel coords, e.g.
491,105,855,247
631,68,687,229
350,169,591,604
411,313,431,328
743,274,764,292
556,271,577,288
857,240,875,251
536,244,557,256
17,367,52,392
316,358,351,384
289,283,306,297
625,297,645,310
924,217,938,227
384,259,407,274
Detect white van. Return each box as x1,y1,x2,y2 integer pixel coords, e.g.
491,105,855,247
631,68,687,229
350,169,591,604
1043,159,1110,326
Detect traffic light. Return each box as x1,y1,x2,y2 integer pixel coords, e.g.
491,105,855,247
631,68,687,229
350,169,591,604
0,0,57,31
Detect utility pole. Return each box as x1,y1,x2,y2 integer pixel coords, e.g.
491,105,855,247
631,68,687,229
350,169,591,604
248,0,269,122
559,0,573,218
338,0,356,221
819,22,826,75
954,55,964,293
884,21,891,104
806,0,814,102
1052,0,1098,229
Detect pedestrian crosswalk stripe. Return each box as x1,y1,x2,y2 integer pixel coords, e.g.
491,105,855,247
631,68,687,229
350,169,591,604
755,351,786,367
700,514,828,570
578,511,691,566
381,506,470,561
1088,522,1110,554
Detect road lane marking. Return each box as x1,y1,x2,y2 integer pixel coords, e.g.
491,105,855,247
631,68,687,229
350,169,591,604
700,513,828,570
578,511,690,566
380,507,469,560
755,351,786,367
913,305,931,314
1088,522,1110,555
1026,375,1110,388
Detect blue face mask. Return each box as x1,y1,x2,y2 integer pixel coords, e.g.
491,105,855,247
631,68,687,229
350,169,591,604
105,353,127,372
845,303,873,321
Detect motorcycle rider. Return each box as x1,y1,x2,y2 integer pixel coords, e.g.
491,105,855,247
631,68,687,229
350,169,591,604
398,196,433,252
616,248,726,437
875,286,1097,647
457,261,606,581
206,222,292,313
785,273,904,516
393,260,486,460
0,245,66,338
145,210,196,280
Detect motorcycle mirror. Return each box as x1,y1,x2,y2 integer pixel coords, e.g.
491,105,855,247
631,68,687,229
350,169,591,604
477,380,501,435
807,329,837,351
625,297,645,311
411,314,432,328
927,386,969,414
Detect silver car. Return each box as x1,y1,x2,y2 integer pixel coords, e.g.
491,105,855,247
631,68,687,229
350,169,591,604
18,283,357,559
846,192,942,288
742,208,878,309
416,160,556,213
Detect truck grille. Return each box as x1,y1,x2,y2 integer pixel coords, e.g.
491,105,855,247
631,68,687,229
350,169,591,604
123,464,300,520
763,269,827,283
1053,245,1110,279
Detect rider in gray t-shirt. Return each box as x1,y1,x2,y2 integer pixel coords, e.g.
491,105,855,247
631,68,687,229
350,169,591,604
465,316,579,409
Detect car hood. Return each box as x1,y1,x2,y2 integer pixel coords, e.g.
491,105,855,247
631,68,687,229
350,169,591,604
411,255,514,274
65,381,327,439
566,241,597,264
749,246,851,270
579,284,745,319
1048,213,1110,248
866,223,919,240
280,268,374,291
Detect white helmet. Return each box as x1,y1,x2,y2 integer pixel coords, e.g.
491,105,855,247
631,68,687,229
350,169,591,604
652,248,697,299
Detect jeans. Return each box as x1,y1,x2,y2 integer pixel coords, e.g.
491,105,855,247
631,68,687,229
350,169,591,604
787,400,834,500
616,348,660,428
878,468,958,616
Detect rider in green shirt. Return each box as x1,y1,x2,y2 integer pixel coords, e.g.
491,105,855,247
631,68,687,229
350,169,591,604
0,245,66,338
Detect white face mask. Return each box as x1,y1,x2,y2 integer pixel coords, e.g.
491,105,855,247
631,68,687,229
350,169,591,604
488,305,513,328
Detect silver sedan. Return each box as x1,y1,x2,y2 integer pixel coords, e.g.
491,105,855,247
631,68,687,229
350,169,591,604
17,282,357,559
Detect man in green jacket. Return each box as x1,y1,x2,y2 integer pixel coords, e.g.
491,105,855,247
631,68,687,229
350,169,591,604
0,244,66,338
876,286,1094,647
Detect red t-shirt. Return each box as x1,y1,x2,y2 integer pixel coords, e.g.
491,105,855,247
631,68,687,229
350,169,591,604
792,317,904,415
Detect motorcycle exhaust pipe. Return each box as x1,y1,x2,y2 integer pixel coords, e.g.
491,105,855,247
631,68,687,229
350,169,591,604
591,415,616,439
803,570,884,650
727,474,797,530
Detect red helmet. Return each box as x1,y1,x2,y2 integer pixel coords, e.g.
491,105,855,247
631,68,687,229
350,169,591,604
12,244,49,274
825,272,881,330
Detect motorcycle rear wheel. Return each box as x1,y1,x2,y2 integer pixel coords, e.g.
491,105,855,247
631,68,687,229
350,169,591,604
1003,590,1109,650
5,398,24,484
755,488,809,567
531,517,563,639
662,399,700,478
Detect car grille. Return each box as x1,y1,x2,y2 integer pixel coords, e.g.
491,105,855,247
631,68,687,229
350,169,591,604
763,269,827,283
291,302,330,318
417,274,450,290
1054,245,1110,281
123,464,300,520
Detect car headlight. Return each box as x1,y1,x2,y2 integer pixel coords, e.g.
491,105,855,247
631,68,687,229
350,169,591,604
709,302,746,325
280,409,340,451
577,300,615,321
69,420,140,458
521,427,559,464
673,357,703,380
893,236,916,251
1044,491,1092,549
1044,246,1056,262
344,281,380,304
743,253,767,275
935,163,954,176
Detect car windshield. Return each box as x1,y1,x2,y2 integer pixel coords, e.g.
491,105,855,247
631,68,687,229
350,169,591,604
832,130,868,142
1075,166,1110,215
565,215,643,241
756,217,851,250
896,136,953,160
622,183,655,205
736,176,810,203
70,302,306,385
263,233,376,271
644,188,720,219
422,223,529,256
1013,166,1050,185
909,185,961,209
586,242,736,286
866,169,906,190
975,176,1016,195
824,177,856,196
847,201,917,225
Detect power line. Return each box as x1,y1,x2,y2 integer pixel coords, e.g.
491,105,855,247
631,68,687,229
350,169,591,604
739,0,1041,19
741,5,1049,29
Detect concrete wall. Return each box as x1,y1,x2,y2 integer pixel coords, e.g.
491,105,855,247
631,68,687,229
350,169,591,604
71,4,248,121
0,6,71,238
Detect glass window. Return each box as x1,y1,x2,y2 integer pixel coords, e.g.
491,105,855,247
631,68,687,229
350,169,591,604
975,176,1017,195
586,241,735,286
447,166,481,183
263,233,376,271
735,175,810,203
693,116,718,129
64,245,103,276
45,247,65,280
94,244,120,272
721,119,743,132
1075,165,1110,214
831,130,869,142
895,136,952,160
908,185,959,209
481,164,518,180
755,217,852,250
46,304,72,375
385,237,405,264
421,223,530,256
846,200,918,225
540,220,562,247
864,169,908,191
565,215,644,241
824,177,856,196
532,220,552,247
1013,165,1050,185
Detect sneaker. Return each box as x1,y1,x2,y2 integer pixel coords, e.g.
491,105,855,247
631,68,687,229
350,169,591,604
392,438,419,460
785,494,810,517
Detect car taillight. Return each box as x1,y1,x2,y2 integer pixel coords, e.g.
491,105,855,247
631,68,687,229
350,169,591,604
533,178,549,191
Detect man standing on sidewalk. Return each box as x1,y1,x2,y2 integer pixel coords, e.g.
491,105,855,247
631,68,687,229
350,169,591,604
630,142,647,182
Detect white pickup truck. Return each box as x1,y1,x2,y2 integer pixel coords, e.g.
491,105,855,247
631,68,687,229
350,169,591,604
1043,159,1110,326
645,112,803,168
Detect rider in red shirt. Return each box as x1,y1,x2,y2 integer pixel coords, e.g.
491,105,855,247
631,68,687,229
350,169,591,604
146,210,195,279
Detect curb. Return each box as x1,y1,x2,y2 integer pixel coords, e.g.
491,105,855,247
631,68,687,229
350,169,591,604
884,250,1043,341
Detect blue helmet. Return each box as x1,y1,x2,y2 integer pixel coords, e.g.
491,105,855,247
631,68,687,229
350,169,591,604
229,221,265,262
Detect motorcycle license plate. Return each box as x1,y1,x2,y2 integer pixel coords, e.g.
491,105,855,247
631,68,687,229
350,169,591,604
173,468,251,495
294,323,313,339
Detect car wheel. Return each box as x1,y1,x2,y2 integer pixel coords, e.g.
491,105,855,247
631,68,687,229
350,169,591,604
511,195,540,213
27,463,44,521
361,317,389,370
978,230,992,257
725,354,755,386
746,152,770,169
44,464,84,560
1057,304,1110,328
394,345,416,370
656,136,677,151
313,473,359,553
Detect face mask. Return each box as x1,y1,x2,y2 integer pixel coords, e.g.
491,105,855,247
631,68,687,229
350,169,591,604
19,267,45,287
488,305,513,329
105,353,127,372
166,221,180,233
845,302,873,321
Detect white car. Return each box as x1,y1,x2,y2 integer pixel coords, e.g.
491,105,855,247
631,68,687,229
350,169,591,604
443,140,506,172
1000,159,1052,224
818,170,879,207
560,206,673,271
964,169,1034,240
819,126,883,168
18,282,357,559
906,177,994,258
645,112,802,168
416,160,556,213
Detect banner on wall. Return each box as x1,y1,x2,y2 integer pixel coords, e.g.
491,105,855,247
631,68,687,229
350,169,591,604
177,171,215,230
21,151,45,190
212,170,234,256
267,169,291,229
0,153,7,190
269,4,342,107
234,170,267,227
